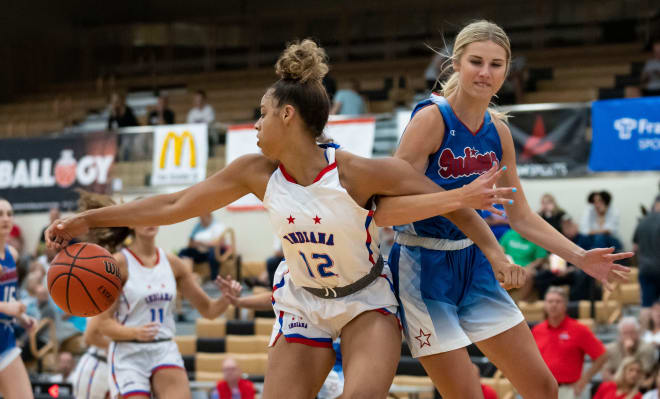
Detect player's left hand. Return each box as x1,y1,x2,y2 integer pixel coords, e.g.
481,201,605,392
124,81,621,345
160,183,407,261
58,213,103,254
492,261,526,290
576,247,633,291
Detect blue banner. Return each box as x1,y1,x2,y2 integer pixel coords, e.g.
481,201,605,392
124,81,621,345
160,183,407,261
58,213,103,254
590,97,660,171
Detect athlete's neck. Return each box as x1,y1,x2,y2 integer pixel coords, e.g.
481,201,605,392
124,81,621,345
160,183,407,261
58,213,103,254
447,90,490,132
129,238,157,266
0,237,7,260
278,139,327,186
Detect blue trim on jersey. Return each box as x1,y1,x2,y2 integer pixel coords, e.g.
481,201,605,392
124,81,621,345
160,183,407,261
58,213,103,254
364,211,376,266
319,143,340,149
396,95,502,240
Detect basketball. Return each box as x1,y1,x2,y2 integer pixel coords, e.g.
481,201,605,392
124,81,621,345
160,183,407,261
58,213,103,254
47,242,122,317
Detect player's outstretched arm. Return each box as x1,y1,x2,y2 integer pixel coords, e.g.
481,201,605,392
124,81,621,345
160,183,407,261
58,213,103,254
46,154,276,250
494,120,632,289
169,254,240,319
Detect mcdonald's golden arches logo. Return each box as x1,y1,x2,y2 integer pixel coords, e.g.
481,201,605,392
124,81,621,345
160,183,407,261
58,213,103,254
159,131,196,169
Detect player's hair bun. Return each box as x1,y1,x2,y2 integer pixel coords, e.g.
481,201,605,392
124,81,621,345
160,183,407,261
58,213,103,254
275,39,329,84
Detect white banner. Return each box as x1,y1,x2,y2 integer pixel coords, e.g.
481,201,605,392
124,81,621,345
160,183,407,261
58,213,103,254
225,117,376,211
151,124,208,186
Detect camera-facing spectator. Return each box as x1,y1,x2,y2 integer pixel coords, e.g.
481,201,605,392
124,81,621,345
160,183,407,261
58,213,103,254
215,357,256,399
580,191,622,250
602,317,656,381
107,92,138,130
642,300,660,347
48,351,75,384
147,93,175,125
641,38,660,97
187,90,215,125
635,195,660,329
532,287,608,399
539,194,566,232
594,357,644,399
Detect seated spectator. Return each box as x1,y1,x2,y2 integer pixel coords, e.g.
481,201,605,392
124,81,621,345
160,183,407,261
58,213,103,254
499,228,547,301
539,193,566,232
36,206,60,256
594,357,644,399
187,90,215,124
532,287,608,399
330,79,365,115
107,92,138,130
635,196,660,329
482,203,510,241
48,351,75,384
178,213,230,282
641,38,660,97
147,93,175,125
643,367,660,399
216,357,256,399
602,317,657,381
642,300,660,347
580,191,622,250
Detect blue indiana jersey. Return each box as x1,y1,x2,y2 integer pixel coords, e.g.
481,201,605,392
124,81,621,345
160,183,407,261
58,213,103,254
395,94,503,240
0,245,18,322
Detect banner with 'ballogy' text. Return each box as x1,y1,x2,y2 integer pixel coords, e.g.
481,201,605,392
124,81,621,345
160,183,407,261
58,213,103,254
590,97,660,171
0,133,117,212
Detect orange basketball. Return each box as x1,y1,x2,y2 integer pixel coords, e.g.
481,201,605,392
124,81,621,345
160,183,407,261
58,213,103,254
47,242,122,317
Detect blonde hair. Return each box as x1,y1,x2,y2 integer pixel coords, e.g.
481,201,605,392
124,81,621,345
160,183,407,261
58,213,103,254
439,20,511,122
614,357,642,398
75,189,130,253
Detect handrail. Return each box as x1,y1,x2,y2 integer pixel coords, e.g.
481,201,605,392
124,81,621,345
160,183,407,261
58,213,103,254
29,317,57,359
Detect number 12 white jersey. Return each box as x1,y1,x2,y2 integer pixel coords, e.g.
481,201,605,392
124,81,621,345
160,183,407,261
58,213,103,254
115,248,177,340
263,144,380,290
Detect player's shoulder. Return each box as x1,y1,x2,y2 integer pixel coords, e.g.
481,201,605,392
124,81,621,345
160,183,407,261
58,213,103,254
112,250,129,284
231,153,278,175
489,113,511,136
164,252,188,279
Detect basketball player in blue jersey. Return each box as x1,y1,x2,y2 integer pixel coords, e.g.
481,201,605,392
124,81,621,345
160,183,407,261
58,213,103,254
380,20,634,399
46,39,521,399
0,198,35,399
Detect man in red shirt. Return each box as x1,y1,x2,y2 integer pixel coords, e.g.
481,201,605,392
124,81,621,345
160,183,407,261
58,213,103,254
532,286,608,399
216,357,256,399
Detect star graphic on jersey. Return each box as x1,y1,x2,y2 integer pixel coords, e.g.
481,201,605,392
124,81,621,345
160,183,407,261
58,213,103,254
287,215,295,224
313,215,322,224
414,328,431,348
147,285,152,290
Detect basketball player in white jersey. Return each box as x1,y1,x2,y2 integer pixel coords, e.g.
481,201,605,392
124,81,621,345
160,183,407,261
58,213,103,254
46,39,521,398
90,222,240,399
72,316,112,399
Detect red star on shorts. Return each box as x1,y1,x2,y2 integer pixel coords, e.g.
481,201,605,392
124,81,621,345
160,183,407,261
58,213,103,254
414,328,431,348
313,215,322,224
287,215,295,224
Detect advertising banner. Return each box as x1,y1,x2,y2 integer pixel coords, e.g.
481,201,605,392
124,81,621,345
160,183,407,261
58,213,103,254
506,104,590,178
0,133,117,212
590,97,660,171
225,117,376,210
151,124,208,186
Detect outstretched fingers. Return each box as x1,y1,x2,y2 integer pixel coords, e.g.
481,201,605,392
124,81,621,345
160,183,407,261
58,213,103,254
606,252,634,262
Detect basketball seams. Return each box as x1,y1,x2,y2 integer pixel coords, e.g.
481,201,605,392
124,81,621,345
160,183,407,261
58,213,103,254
50,263,121,290
66,243,88,314
68,273,102,314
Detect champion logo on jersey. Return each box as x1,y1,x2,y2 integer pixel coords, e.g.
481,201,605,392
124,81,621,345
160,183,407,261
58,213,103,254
438,147,497,178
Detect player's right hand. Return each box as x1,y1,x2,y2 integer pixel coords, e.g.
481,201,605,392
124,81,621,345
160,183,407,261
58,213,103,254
134,322,159,342
45,216,90,250
459,163,515,215
4,302,26,317
492,260,526,290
